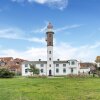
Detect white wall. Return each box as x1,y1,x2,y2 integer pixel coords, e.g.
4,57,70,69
97,62,100,67
22,64,31,76
79,68,90,74
36,64,47,76
47,46,54,76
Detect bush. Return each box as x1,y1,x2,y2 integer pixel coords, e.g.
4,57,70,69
0,68,15,78
66,74,90,78
27,75,47,78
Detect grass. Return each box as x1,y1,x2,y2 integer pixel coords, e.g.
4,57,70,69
0,77,100,100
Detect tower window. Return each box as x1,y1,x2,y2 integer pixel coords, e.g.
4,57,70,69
49,51,51,54
56,69,59,73
49,64,51,67
49,58,51,61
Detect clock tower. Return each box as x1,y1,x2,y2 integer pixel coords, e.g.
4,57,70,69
46,22,54,76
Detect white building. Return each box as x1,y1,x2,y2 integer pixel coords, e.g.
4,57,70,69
22,59,80,76
21,23,80,76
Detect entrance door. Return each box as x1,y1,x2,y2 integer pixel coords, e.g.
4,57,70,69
49,70,52,76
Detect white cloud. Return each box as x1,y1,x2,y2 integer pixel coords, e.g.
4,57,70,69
54,42,100,62
11,0,25,3
0,42,100,62
27,37,46,44
32,24,81,34
32,24,47,33
0,28,45,44
90,42,100,49
34,0,68,10
11,0,69,10
0,28,24,39
0,47,47,61
55,24,82,32
30,0,47,4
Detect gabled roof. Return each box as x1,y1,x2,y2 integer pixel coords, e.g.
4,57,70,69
80,62,95,69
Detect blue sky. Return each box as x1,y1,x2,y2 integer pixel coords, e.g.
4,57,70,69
0,0,100,62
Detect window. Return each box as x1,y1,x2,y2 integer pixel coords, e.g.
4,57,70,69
49,64,51,67
56,64,59,67
49,51,51,54
40,64,44,67
25,64,28,67
25,69,28,73
49,58,51,61
56,69,59,73
63,68,66,73
41,69,43,73
71,68,73,73
71,61,75,65
63,64,66,67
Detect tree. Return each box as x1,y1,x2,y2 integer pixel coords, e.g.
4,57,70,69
29,64,39,75
0,68,15,78
92,64,100,77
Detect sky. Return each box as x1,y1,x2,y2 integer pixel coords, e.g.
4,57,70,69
0,0,100,62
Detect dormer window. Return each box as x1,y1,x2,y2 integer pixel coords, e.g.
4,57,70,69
63,64,66,67
71,61,75,65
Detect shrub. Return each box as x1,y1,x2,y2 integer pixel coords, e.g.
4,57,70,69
0,68,15,78
66,74,90,78
27,75,47,78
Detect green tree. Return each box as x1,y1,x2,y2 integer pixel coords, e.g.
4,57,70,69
92,64,100,77
0,68,15,78
29,64,39,75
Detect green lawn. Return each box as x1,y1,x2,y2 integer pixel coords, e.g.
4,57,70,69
0,77,100,100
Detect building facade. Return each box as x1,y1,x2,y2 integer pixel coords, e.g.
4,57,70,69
22,23,80,76
22,60,80,76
